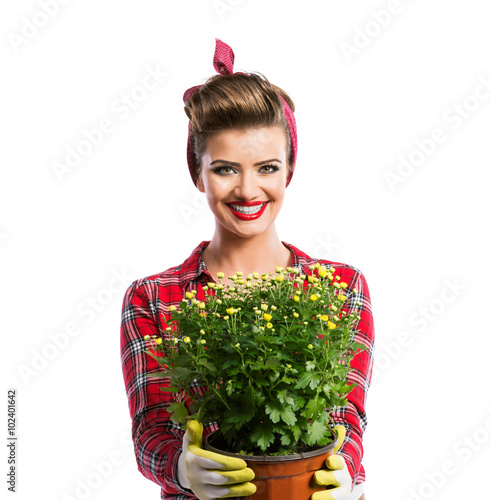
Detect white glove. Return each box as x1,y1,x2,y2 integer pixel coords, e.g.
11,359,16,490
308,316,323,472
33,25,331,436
311,425,353,500
177,420,256,500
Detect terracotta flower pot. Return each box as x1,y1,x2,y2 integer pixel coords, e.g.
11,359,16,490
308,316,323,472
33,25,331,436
204,432,338,500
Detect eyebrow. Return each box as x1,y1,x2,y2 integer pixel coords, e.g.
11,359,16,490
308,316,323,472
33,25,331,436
209,158,283,166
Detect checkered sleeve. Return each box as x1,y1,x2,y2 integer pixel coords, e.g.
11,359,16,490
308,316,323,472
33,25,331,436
120,280,196,498
328,267,375,486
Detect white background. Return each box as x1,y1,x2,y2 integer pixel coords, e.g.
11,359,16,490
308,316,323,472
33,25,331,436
2,1,491,499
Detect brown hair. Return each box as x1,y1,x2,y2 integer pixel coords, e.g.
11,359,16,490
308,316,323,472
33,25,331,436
184,72,295,182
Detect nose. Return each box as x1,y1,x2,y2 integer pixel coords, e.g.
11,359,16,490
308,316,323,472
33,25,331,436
233,169,260,200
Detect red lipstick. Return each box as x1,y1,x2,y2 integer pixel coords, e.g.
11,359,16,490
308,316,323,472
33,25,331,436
226,201,269,221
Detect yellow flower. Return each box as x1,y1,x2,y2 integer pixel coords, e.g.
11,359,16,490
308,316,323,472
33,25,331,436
200,329,206,335
236,271,243,277
197,302,205,309
263,313,272,322
271,305,277,311
155,338,162,345
330,305,338,312
169,305,177,312
320,315,329,322
144,335,150,341
333,283,341,289
333,315,339,322
318,266,328,278
308,275,315,283
200,339,206,344
339,294,346,302
276,266,284,273
287,364,292,368
216,299,222,305
353,288,358,294
310,294,319,301
261,304,268,311
254,309,262,315
253,272,260,279
340,282,348,289
226,307,236,315
275,275,284,282
235,343,240,348
183,336,191,343
286,267,293,272
293,295,300,302
266,322,273,329
217,272,224,279
327,321,337,329
330,267,335,273
185,292,194,300
223,315,229,321
293,312,299,318
308,344,313,349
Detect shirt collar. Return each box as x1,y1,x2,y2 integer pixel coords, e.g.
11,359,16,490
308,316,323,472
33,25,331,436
177,240,314,289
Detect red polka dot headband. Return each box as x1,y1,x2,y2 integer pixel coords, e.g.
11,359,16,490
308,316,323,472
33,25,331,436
183,38,297,187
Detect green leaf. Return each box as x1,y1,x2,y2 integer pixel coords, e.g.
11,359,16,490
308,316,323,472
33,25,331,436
306,360,316,371
280,433,292,446
250,425,275,452
294,372,320,390
276,390,294,405
265,400,282,423
303,397,326,421
266,400,297,426
159,386,180,392
280,405,297,426
167,402,189,425
145,371,168,378
306,420,329,446
351,342,368,351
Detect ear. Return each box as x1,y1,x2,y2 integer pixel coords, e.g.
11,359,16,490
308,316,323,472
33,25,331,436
196,173,205,193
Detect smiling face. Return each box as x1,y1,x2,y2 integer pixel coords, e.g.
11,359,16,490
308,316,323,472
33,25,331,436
197,126,289,241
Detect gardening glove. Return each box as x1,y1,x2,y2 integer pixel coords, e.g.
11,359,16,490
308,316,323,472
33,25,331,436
177,420,257,500
311,425,353,500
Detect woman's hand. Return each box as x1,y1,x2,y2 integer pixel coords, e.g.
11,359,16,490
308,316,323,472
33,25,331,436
177,420,257,500
311,425,353,500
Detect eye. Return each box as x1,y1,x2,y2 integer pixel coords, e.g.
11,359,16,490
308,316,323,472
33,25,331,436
212,166,237,176
259,164,280,174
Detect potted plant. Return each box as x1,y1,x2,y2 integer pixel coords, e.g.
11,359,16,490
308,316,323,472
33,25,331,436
144,264,367,499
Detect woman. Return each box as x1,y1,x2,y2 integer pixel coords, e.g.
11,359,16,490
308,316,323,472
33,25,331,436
120,39,374,500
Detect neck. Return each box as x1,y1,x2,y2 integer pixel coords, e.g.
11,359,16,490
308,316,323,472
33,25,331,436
202,226,292,282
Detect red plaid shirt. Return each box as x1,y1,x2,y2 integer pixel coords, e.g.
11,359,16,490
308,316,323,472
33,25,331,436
120,241,375,499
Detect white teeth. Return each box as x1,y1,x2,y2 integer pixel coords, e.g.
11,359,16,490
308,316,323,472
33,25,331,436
230,203,265,215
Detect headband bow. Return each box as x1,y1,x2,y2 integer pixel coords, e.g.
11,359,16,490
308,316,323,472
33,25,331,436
183,38,297,187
